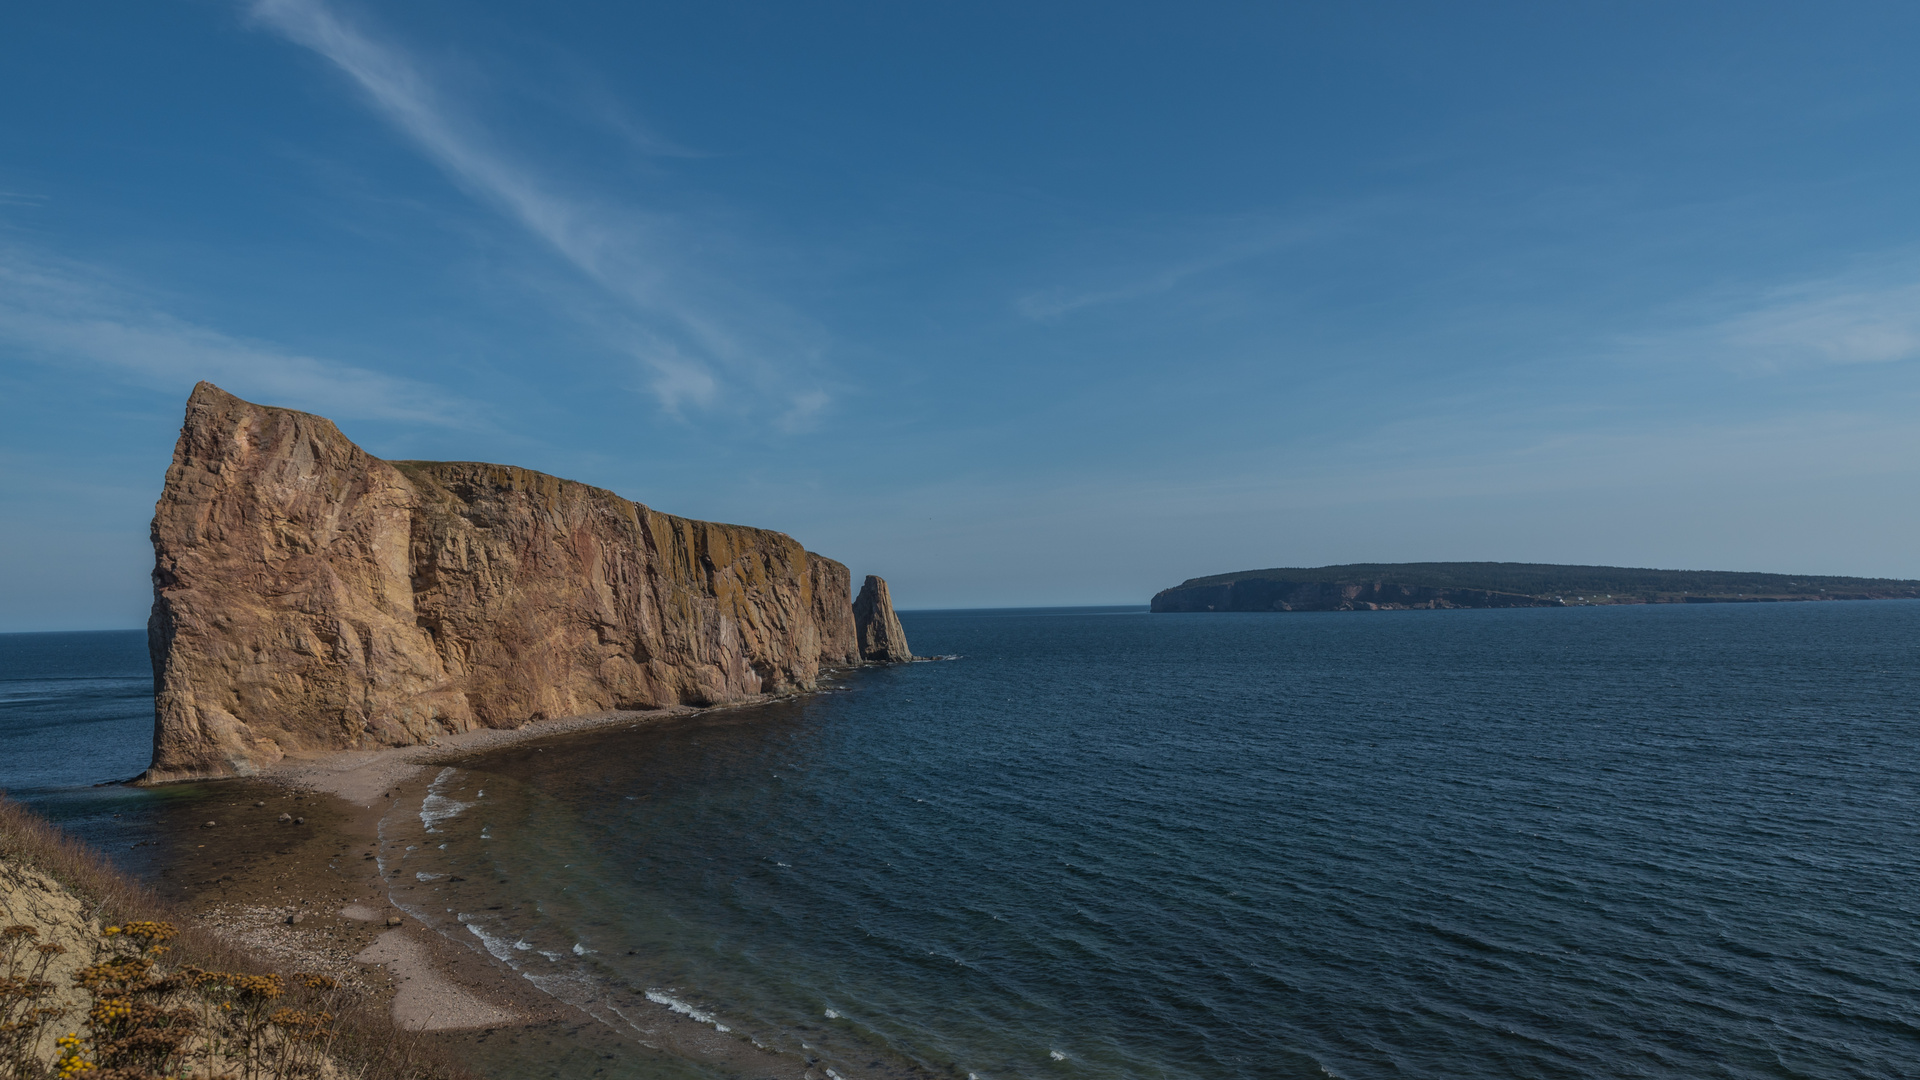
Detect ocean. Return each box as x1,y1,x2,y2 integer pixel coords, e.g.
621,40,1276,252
4,601,1918,1078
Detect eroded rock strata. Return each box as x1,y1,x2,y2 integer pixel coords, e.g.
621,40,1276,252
145,382,904,782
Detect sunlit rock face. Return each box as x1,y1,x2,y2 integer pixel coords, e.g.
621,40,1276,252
143,382,901,782
853,575,914,663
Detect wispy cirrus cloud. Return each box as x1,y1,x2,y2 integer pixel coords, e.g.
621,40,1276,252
1622,261,1920,372
1016,256,1226,322
0,246,477,425
1715,278,1920,368
247,0,821,416
1013,210,1363,322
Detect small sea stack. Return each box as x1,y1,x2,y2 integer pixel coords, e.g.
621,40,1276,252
853,574,914,662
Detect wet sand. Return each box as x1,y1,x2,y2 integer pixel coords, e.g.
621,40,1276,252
153,700,897,1079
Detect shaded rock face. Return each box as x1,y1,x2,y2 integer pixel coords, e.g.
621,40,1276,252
145,382,887,783
1150,579,1554,613
852,575,913,662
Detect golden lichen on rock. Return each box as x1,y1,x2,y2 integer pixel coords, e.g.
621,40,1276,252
143,382,899,783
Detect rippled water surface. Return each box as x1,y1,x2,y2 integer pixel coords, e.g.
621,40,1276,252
0,630,153,793
6,603,1920,1079
380,603,1920,1079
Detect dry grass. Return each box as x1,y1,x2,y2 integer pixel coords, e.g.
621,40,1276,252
0,794,469,1080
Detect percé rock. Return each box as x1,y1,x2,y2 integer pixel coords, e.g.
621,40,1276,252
852,575,914,662
144,382,903,783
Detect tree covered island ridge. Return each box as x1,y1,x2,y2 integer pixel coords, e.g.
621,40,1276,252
1151,562,1920,612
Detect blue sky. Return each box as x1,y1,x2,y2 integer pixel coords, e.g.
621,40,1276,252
4,1,1919,630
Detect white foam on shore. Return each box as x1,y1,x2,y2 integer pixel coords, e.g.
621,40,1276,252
645,988,730,1031
463,920,525,963
420,767,473,832
371,749,795,1063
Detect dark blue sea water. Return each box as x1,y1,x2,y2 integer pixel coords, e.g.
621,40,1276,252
0,630,153,792
6,603,1920,1079
0,629,198,854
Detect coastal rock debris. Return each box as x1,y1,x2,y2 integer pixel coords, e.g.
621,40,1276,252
142,382,913,783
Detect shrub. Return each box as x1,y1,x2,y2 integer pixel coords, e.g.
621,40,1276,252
1,794,465,1080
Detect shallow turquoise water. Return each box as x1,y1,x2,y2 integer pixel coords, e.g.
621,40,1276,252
7,602,1920,1078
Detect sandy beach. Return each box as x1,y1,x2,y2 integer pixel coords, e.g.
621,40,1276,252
159,698,864,1079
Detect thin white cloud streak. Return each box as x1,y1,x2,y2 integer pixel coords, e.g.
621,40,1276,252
0,247,474,425
249,0,802,413
1016,254,1230,321
1620,264,1920,372
1716,279,1920,367
1014,211,1363,321
775,389,832,433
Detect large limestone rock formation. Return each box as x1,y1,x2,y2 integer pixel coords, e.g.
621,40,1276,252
852,575,914,663
145,382,901,783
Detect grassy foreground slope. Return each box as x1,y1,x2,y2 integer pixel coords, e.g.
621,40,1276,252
0,796,461,1080
1151,562,1920,612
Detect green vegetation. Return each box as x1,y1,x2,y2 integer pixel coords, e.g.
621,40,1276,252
1172,562,1920,601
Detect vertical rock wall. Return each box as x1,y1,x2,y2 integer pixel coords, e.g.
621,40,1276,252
853,575,914,663
144,383,883,783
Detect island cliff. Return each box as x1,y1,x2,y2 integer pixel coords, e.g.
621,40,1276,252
144,382,909,783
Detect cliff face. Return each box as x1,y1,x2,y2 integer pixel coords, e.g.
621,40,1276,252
145,383,886,783
852,575,914,662
1150,579,1553,613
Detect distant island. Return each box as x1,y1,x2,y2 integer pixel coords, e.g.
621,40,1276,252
1149,562,1920,613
